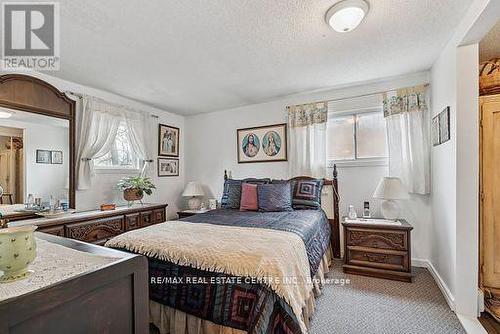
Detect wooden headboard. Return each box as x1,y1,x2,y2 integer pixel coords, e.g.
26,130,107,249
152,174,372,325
223,165,341,258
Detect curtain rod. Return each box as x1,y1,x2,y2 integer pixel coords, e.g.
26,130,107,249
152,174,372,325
64,90,159,119
287,83,430,108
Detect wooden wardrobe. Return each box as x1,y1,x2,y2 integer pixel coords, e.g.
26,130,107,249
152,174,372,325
480,93,500,321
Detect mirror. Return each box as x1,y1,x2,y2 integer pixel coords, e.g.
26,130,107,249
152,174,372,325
0,109,70,217
0,74,76,221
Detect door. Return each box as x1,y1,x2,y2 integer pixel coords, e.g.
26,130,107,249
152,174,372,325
480,94,500,319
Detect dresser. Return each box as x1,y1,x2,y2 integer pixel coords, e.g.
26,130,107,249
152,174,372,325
8,203,168,245
0,232,148,334
342,218,413,282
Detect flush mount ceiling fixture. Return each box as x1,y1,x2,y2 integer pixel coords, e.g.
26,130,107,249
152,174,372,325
326,0,369,33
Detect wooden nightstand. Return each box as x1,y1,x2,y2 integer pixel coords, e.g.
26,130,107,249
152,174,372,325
177,209,212,219
342,218,413,282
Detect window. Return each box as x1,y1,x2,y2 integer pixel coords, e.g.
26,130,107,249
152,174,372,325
327,110,388,165
94,122,139,170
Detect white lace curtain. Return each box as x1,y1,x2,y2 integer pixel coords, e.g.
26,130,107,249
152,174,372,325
383,85,430,195
287,102,328,178
76,96,153,190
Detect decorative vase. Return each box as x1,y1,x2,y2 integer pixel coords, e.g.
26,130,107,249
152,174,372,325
480,58,500,96
0,225,37,282
123,188,144,205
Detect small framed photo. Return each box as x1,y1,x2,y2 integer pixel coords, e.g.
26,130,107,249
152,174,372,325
158,124,180,157
51,150,63,164
439,107,450,144
208,199,217,210
237,123,287,163
36,150,51,164
158,158,179,177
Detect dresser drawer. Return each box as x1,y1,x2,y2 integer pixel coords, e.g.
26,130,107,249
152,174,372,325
346,248,409,271
152,208,165,224
66,217,124,242
125,213,141,231
346,227,408,251
140,211,153,227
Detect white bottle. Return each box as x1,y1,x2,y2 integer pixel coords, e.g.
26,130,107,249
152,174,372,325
348,205,357,220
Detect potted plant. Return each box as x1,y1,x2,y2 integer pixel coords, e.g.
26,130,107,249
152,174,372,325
117,176,156,205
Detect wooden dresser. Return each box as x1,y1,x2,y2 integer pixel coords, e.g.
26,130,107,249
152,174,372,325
8,203,168,245
342,219,413,282
0,232,148,334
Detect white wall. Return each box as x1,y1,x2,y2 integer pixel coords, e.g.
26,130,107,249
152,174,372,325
0,119,69,202
455,43,480,318
429,0,497,320
0,70,186,219
185,71,431,261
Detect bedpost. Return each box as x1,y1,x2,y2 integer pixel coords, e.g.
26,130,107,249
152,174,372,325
224,170,228,181
331,164,341,258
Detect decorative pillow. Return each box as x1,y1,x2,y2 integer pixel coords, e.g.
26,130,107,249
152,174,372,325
221,179,242,209
257,183,293,212
240,183,258,211
291,179,324,210
221,178,270,209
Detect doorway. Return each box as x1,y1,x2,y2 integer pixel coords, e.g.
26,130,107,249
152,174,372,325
0,126,24,204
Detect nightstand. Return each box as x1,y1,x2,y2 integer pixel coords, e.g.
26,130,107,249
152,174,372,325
342,218,413,282
177,209,212,219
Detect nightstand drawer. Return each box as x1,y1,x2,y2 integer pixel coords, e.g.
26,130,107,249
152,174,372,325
346,248,409,271
346,227,408,251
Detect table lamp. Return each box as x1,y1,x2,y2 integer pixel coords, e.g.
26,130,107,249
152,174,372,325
182,182,205,210
373,177,409,220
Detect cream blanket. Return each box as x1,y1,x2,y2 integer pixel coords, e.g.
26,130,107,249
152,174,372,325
106,221,313,333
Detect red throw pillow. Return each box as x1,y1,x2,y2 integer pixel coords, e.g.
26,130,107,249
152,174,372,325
240,183,258,211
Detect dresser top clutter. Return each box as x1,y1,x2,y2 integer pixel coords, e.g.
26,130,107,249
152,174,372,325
8,203,167,228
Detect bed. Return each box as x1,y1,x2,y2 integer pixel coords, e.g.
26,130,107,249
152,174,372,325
106,168,340,334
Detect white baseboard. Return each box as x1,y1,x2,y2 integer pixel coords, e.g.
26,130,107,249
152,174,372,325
412,258,428,268
412,258,456,311
457,314,487,334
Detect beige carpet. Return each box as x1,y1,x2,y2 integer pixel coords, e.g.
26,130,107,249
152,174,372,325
310,260,465,334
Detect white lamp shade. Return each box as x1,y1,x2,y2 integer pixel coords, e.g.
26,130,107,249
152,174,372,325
182,182,204,197
373,177,410,200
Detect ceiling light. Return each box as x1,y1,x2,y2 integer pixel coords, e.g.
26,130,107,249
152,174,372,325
0,111,12,119
326,0,369,33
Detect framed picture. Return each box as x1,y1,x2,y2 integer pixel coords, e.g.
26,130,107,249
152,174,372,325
432,106,451,147
439,106,450,144
158,124,180,157
51,150,63,164
237,123,287,163
158,158,179,177
36,150,51,164
432,115,440,146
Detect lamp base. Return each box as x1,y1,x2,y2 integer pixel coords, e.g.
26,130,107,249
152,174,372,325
380,199,400,220
188,197,201,210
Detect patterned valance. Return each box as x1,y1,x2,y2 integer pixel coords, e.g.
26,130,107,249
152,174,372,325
287,102,328,128
383,85,428,117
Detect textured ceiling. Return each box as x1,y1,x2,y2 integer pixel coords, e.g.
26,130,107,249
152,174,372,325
480,20,500,62
35,0,474,115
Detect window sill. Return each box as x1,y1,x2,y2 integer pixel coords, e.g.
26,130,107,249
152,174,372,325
328,158,388,168
94,167,141,175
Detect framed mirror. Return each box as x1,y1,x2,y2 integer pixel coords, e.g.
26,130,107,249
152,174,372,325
0,74,75,221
